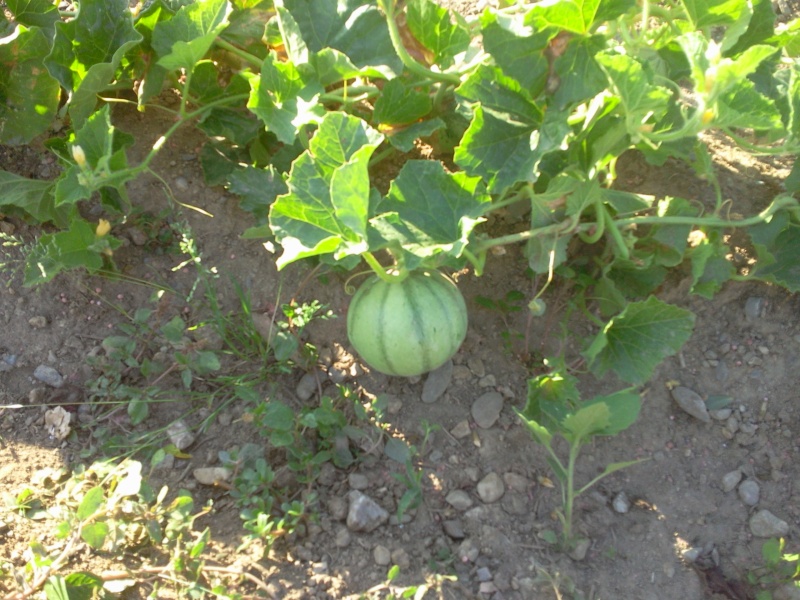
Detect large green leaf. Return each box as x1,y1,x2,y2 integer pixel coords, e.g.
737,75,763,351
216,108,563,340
276,0,401,75
525,0,636,35
679,0,751,30
152,0,231,71
268,112,383,268
44,0,142,127
247,52,325,144
581,389,641,435
748,209,800,291
6,0,59,33
0,171,60,224
480,11,551,95
0,25,60,144
405,0,470,69
369,161,490,269
373,79,432,126
584,296,695,384
561,402,610,443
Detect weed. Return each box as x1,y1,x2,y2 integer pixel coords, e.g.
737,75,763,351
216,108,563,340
749,538,800,600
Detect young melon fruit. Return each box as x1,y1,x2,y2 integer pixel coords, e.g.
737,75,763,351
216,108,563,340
347,270,468,377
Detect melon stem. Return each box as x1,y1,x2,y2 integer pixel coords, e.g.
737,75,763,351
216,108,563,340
362,252,409,284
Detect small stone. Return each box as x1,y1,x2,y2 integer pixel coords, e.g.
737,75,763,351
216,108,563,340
33,365,63,388
709,408,732,421
348,473,369,491
503,472,530,493
28,387,47,405
478,374,497,388
671,386,710,423
443,519,465,540
750,510,789,538
458,539,479,563
569,538,591,561
450,420,471,439
476,567,492,582
391,548,410,570
334,527,351,548
127,226,148,246
467,357,486,378
738,480,760,506
167,419,196,450
744,297,765,320
28,316,47,329
422,360,453,403
479,582,498,594
612,491,631,514
722,470,742,493
471,392,504,429
445,489,473,511
295,372,318,401
174,176,189,191
477,472,505,504
193,467,231,485
373,545,391,566
327,496,348,522
347,491,389,533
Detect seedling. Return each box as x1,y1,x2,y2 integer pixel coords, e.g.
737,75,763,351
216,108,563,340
519,369,647,548
749,538,800,600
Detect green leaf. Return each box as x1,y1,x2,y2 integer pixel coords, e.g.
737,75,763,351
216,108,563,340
549,35,607,110
152,0,231,71
0,171,60,224
561,402,610,443
43,576,69,600
373,79,433,126
405,0,470,69
80,521,109,550
384,437,412,464
749,214,800,291
127,396,149,425
228,165,287,221
276,0,401,76
581,389,641,435
480,11,551,94
521,371,581,426
77,486,105,520
24,219,112,286
584,296,695,384
192,351,221,374
679,0,751,30
62,572,104,600
260,401,295,433
247,52,325,144
45,0,142,127
369,161,490,269
383,118,445,152
689,229,735,298
7,0,59,32
0,25,61,144
519,414,554,449
269,112,383,268
526,0,635,34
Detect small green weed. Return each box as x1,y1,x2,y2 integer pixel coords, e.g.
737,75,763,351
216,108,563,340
749,538,800,600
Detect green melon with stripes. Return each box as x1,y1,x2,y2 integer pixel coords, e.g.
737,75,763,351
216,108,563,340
347,270,468,377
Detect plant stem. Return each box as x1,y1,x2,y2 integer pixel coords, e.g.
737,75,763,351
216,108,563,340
361,251,409,283
213,37,264,70
473,216,583,252
563,441,580,546
377,0,461,85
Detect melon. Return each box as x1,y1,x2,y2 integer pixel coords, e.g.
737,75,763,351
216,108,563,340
347,270,468,377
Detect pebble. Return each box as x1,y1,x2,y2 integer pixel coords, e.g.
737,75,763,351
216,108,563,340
612,491,631,514
28,316,47,329
422,360,453,403
738,480,760,506
28,387,47,405
458,539,480,563
503,472,530,493
391,548,410,570
0,354,16,372
348,473,369,491
327,496,348,522
127,226,148,246
167,419,196,450
33,365,64,388
174,176,189,191
450,420,471,439
477,472,505,503
295,372,318,401
478,374,497,388
471,392,504,429
569,538,591,561
709,408,732,421
334,527,351,548
445,489,473,511
749,510,789,538
722,470,742,493
467,357,486,378
193,467,231,485
670,386,710,423
744,297,765,320
443,519,465,540
476,567,492,582
373,545,391,566
346,491,389,533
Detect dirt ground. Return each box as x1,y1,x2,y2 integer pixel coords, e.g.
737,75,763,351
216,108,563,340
3,8,800,600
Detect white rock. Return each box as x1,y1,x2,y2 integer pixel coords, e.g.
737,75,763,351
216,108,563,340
421,360,453,403
471,392,504,429
193,467,232,485
477,472,505,503
750,510,789,538
671,386,710,423
167,419,196,450
445,489,473,511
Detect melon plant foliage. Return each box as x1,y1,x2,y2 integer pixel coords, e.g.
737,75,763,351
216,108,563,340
1,0,800,385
